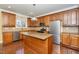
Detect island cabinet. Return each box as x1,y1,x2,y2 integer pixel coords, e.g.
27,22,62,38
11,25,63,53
2,12,16,27
61,33,79,50
21,32,53,54
3,32,13,45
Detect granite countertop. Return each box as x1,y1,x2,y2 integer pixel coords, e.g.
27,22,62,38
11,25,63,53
2,27,43,32
21,32,52,40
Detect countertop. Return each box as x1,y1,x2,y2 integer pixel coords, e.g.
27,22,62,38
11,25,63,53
62,32,79,35
2,27,43,32
21,32,52,40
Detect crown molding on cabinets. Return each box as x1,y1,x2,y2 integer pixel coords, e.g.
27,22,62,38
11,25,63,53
36,5,79,17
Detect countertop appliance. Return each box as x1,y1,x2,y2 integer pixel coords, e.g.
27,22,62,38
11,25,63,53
49,20,61,44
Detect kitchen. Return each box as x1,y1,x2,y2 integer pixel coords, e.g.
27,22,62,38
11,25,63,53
0,4,79,54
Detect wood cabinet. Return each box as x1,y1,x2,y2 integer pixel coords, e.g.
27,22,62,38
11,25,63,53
20,33,23,40
2,12,9,27
2,12,16,27
27,18,38,27
77,8,79,25
23,34,53,54
27,18,31,27
61,33,79,50
61,33,70,45
9,13,16,27
3,32,13,45
71,9,77,25
27,8,79,27
43,15,50,26
63,8,78,26
70,34,79,48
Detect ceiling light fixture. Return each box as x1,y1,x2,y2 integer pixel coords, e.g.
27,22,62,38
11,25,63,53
33,4,36,6
31,17,37,21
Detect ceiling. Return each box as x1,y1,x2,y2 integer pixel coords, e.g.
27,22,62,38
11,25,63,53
0,4,78,17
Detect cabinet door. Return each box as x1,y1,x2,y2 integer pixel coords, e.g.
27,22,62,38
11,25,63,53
2,12,16,27
27,18,31,27
63,11,68,25
77,8,79,25
2,12,9,27
67,10,72,25
49,14,54,21
9,14,16,27
43,16,50,26
3,32,13,45
62,33,70,45
71,9,77,25
58,12,64,21
20,34,23,40
70,34,79,48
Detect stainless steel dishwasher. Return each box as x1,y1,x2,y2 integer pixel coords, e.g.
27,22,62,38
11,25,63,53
13,32,20,41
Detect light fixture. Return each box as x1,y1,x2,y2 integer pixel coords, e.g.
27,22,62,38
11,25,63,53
31,17,37,21
33,4,36,6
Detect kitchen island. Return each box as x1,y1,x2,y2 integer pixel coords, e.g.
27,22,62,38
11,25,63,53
21,32,53,54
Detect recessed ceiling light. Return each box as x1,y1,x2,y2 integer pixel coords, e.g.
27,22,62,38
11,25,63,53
33,4,36,6
8,6,11,8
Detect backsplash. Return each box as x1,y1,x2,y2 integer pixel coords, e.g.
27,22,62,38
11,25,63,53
63,27,79,33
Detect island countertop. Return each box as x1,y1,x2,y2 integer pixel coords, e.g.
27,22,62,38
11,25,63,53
21,32,52,40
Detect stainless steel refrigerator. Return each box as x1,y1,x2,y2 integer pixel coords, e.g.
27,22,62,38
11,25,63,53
49,20,61,44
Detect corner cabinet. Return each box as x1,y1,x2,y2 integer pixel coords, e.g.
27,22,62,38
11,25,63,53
2,12,16,27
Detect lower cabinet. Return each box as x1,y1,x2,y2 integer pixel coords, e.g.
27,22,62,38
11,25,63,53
61,33,70,45
70,34,79,48
3,32,13,45
20,33,23,40
61,33,79,50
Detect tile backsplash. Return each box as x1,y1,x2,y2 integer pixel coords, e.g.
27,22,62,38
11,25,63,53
63,27,79,33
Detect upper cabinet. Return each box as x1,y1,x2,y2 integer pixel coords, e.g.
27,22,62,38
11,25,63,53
2,12,16,27
77,8,79,25
63,8,79,26
27,8,79,27
27,18,38,27
42,15,50,26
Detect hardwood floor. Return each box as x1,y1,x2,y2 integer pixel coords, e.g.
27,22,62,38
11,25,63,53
0,40,79,54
